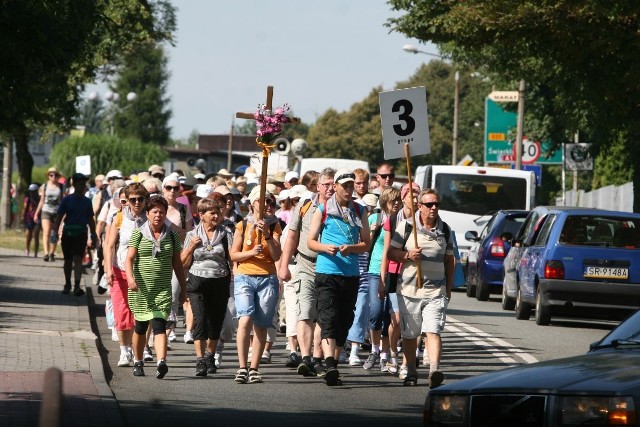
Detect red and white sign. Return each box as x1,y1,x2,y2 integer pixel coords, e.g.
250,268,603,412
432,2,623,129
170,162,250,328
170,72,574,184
500,137,541,164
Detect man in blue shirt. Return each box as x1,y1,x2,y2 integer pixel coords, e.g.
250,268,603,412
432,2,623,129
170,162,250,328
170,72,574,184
55,173,97,296
307,169,370,386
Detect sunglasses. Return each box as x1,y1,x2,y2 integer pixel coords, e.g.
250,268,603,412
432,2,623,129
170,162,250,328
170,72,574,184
420,202,441,208
164,185,180,192
378,173,395,179
128,196,145,204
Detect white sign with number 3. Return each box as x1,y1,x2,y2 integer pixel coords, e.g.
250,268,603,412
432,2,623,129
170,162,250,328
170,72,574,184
379,86,430,160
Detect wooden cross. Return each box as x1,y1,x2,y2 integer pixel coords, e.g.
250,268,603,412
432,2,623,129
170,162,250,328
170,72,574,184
236,86,300,240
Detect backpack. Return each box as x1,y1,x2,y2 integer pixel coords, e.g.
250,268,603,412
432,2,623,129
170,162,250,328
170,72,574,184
319,201,363,242
398,221,451,250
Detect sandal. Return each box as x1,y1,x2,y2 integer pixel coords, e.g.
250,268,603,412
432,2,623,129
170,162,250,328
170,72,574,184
234,368,248,384
248,369,263,384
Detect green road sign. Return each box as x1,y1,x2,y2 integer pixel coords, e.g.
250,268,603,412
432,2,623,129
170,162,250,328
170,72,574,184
484,98,562,164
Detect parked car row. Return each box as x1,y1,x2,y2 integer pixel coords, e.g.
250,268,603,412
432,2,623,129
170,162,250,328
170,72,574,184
464,206,640,325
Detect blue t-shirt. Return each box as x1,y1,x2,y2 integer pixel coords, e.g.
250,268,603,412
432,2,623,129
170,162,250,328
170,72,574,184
367,212,386,274
315,204,360,277
58,194,93,235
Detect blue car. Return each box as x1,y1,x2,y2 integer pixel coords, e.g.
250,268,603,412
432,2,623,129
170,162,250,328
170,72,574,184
465,210,528,301
515,207,640,325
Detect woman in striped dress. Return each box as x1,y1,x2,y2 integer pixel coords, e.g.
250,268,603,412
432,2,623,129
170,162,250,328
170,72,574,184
125,196,187,379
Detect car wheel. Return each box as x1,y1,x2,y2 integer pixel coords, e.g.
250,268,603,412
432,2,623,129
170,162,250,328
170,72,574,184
501,283,515,311
476,279,490,301
466,281,476,298
515,286,532,320
535,286,551,326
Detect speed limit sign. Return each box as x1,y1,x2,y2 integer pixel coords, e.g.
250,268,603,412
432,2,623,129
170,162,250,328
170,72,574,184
379,86,430,160
516,137,541,164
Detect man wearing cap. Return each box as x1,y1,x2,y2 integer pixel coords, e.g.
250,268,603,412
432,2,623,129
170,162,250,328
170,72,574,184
148,165,165,180
307,169,371,386
278,169,334,377
268,171,287,194
194,173,206,184
217,168,234,180
284,171,299,189
54,173,97,296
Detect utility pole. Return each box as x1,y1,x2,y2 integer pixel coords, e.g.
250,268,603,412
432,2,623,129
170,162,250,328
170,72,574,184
515,79,525,170
452,71,460,165
1,138,13,232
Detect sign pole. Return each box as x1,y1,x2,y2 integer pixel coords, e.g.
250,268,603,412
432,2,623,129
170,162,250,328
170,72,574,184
404,143,423,289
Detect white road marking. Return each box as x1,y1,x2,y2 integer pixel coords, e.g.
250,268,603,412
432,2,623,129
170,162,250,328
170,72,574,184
446,316,539,364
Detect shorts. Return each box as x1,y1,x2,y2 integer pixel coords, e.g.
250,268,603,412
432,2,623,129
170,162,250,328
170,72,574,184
315,273,359,347
61,233,87,258
234,274,279,329
296,270,317,321
41,211,57,222
398,293,448,339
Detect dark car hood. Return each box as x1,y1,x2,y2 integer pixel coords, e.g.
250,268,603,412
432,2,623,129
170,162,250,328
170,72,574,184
437,350,640,394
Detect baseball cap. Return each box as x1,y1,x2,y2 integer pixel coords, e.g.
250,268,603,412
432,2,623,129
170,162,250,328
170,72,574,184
195,184,213,198
335,169,355,185
106,170,123,180
285,171,299,183
276,189,290,202
194,173,205,181
362,193,379,208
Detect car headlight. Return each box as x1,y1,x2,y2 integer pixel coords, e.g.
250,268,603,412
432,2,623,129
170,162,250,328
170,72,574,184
560,396,636,425
425,394,468,426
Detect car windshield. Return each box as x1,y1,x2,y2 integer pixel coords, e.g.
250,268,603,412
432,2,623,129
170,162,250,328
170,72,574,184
436,174,528,215
559,215,640,248
594,310,640,348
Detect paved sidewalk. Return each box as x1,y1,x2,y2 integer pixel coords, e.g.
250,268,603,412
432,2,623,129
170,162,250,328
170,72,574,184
0,248,123,427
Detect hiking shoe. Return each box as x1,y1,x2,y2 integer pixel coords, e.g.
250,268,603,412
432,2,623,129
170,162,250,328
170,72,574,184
143,347,153,362
363,352,379,370
206,353,217,374
260,351,271,364
235,368,248,384
248,369,263,383
118,353,131,367
73,286,85,296
429,371,444,389
133,361,145,377
195,358,207,377
285,352,301,368
399,365,408,380
183,330,194,344
312,359,325,377
403,374,418,386
348,356,363,367
156,360,168,379
380,357,389,373
297,361,316,377
324,367,341,386
62,285,71,295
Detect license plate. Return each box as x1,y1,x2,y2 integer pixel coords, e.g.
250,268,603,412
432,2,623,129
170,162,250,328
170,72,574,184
584,266,629,279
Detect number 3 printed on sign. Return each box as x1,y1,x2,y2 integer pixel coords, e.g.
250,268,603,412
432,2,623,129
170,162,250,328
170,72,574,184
392,99,416,137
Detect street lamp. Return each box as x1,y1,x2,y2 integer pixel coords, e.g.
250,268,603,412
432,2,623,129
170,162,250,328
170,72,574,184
88,90,137,135
402,44,459,165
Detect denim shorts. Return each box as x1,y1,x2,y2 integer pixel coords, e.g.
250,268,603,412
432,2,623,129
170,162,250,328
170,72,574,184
234,274,279,328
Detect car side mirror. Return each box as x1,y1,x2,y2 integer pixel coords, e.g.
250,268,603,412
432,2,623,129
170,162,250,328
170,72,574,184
465,231,479,241
500,232,513,242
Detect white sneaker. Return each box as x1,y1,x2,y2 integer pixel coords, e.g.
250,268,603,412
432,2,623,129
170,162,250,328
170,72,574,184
380,358,389,373
399,365,408,380
387,358,399,375
168,331,177,342
111,328,118,342
143,347,153,362
214,352,221,369
117,352,131,367
261,351,272,364
183,330,194,344
349,356,363,367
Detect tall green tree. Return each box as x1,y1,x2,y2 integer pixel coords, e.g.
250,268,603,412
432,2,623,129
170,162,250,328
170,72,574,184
0,0,175,189
76,97,106,134
112,43,172,145
387,0,640,211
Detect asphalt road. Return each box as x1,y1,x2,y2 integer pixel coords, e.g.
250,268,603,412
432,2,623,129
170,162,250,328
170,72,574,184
89,287,617,427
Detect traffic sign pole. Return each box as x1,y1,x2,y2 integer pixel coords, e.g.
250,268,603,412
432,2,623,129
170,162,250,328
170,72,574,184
515,79,525,170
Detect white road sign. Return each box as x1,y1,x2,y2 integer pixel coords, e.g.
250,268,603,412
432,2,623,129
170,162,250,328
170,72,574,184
488,91,519,102
379,86,430,160
76,155,91,176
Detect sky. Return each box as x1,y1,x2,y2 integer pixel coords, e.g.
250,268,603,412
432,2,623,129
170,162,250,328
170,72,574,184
89,1,438,141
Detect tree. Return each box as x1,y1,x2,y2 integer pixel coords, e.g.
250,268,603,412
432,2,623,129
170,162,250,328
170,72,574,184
386,0,640,211
112,43,172,145
49,134,168,178
76,97,106,135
